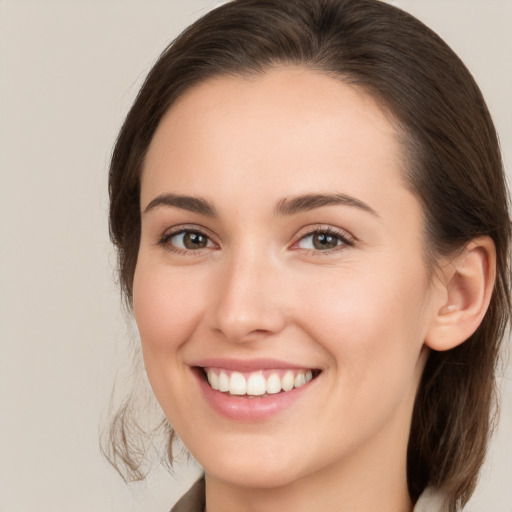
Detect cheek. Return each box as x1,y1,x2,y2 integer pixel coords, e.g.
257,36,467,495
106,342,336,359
131,261,214,422
298,272,430,443
132,262,207,358
295,262,430,382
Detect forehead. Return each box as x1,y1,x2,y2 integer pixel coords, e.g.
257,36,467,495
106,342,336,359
141,67,416,225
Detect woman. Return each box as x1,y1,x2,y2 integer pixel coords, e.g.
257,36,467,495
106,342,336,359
104,0,511,511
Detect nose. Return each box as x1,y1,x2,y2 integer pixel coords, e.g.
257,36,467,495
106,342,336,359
210,249,288,343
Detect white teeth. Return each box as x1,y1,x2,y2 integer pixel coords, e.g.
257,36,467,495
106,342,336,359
208,369,219,390
294,371,306,388
247,373,267,396
218,371,230,392
206,368,316,396
281,370,294,391
266,373,282,394
230,371,247,395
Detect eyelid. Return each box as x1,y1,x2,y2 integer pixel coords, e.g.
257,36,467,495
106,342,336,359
290,225,355,252
157,224,219,253
156,223,354,255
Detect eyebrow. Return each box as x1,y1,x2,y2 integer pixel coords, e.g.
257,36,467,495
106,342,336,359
143,193,217,217
142,192,379,218
275,193,379,217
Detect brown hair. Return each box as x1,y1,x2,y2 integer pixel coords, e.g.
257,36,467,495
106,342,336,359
106,0,511,509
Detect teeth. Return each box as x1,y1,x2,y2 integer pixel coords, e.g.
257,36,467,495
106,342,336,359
219,371,230,392
294,372,306,388
266,373,282,394
247,373,266,396
208,369,219,390
205,368,315,396
281,371,294,392
230,372,247,395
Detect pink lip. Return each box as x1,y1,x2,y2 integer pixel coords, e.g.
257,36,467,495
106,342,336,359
191,363,318,422
193,358,311,372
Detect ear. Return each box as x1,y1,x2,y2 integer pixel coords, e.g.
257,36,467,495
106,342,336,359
425,236,496,352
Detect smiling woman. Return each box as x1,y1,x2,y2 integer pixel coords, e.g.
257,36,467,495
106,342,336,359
104,1,511,512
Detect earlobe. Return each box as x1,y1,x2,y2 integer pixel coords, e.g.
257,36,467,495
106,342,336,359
425,236,496,352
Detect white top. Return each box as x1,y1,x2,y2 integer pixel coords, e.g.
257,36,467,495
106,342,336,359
413,486,449,511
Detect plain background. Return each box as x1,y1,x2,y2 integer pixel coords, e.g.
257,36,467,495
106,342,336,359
1,1,510,511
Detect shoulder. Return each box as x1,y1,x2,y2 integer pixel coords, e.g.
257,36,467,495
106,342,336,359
170,479,453,512
170,476,205,512
413,487,454,512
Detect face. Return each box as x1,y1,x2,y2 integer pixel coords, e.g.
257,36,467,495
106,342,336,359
134,68,440,491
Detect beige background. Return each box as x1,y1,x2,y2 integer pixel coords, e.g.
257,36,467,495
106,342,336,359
0,1,510,511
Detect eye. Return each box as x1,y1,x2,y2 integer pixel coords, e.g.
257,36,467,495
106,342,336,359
160,229,216,252
295,228,353,252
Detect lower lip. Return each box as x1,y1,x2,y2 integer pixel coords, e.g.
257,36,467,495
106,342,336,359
193,368,316,422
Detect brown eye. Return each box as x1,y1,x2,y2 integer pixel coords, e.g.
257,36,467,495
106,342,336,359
166,230,214,251
312,232,340,250
296,229,352,252
183,232,208,249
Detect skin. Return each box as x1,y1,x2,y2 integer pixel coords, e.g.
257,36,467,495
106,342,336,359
133,67,450,512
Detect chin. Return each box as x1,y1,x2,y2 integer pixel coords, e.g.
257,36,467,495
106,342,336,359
205,460,303,490
193,436,308,489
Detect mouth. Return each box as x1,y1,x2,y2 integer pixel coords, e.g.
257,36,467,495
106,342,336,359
200,367,321,398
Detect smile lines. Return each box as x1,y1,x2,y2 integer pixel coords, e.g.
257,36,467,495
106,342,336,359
204,368,315,397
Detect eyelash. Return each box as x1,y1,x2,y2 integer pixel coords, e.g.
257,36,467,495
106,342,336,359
158,225,216,256
292,226,355,255
157,225,354,256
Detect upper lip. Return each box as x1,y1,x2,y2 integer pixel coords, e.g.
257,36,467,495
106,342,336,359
192,358,317,372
